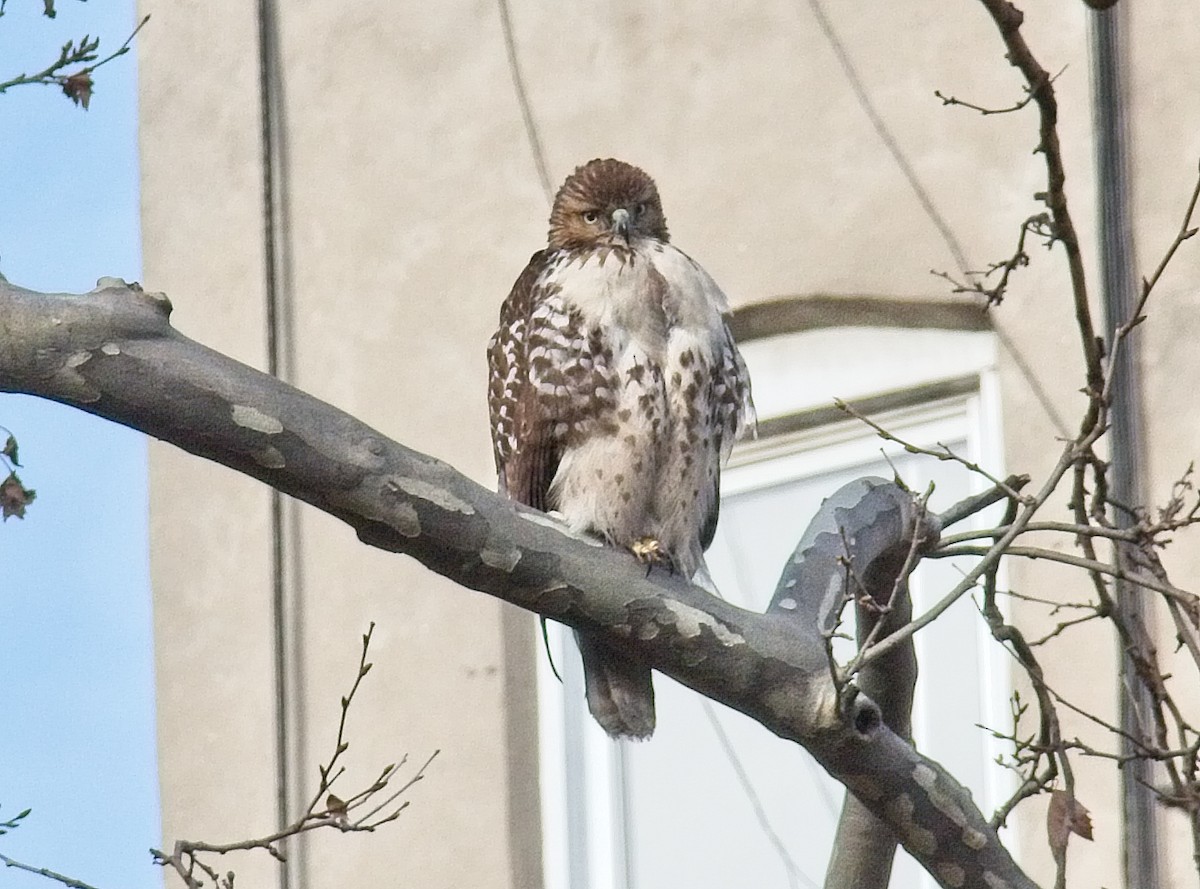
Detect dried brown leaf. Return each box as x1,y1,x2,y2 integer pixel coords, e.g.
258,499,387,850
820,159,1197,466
325,793,347,815
1048,789,1094,859
1,473,35,520
61,71,93,110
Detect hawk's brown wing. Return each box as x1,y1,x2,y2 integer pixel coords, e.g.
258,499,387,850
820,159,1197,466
699,317,755,552
487,250,562,512
488,251,656,738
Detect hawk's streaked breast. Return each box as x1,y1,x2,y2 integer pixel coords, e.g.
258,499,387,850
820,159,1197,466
533,242,748,577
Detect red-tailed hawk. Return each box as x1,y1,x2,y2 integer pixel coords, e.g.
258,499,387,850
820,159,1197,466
487,158,753,738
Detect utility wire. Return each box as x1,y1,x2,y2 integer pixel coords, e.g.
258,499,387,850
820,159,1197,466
701,700,818,889
801,0,1071,438
803,0,971,274
498,0,554,204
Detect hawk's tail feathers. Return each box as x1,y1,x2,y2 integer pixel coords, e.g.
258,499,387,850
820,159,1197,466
577,631,655,740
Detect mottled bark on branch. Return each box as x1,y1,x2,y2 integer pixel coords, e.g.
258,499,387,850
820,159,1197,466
0,279,1041,889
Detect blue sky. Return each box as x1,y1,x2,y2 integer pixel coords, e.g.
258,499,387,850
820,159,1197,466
0,2,160,887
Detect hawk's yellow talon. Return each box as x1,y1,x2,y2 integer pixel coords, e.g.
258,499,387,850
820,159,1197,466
630,536,667,563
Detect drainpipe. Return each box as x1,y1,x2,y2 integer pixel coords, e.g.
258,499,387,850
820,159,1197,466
1088,7,1161,887
257,2,306,888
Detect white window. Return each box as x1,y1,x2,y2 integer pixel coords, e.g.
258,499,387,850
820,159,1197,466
538,324,1012,889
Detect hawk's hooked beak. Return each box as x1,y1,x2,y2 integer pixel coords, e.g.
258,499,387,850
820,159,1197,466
611,207,631,243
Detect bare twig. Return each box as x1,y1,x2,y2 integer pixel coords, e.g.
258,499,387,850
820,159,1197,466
0,14,150,105
938,520,1136,547
1116,161,1200,335
933,65,1067,117
975,0,1102,392
977,494,1075,840
929,543,1197,607
835,398,1029,501
1099,159,1200,412
152,625,437,888
932,213,1055,305
850,437,1087,675
1026,612,1103,647
0,853,102,889
303,623,378,815
936,474,1031,528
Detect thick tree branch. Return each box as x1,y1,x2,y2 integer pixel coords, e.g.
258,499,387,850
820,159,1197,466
823,500,919,888
0,277,1041,889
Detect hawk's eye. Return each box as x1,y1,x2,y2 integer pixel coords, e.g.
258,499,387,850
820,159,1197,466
634,203,646,217
582,210,600,224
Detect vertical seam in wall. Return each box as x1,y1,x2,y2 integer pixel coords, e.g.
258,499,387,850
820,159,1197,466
1088,7,1161,887
258,2,306,887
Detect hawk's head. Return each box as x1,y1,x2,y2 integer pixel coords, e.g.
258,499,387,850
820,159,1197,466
548,158,669,251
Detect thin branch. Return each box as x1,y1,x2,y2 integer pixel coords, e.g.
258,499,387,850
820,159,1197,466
938,520,1136,546
83,15,150,72
351,751,439,828
1099,157,1200,411
0,14,149,101
936,475,1031,528
979,495,1075,835
975,0,1101,391
303,623,378,816
1026,612,1104,646
932,212,1054,305
0,853,102,889
152,625,436,887
929,543,1197,606
933,65,1066,116
852,444,1079,673
1120,158,1200,336
835,398,1028,501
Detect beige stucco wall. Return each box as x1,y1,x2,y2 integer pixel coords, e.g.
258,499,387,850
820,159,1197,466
139,1,1198,886
139,3,278,887
1129,7,1200,887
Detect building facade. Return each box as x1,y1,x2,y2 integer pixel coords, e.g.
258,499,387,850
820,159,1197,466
137,2,1200,887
